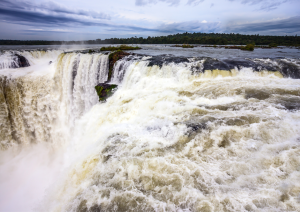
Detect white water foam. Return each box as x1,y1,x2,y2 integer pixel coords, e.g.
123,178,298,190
1,52,300,211
48,61,300,211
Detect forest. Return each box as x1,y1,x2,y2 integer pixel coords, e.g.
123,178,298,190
1,32,299,46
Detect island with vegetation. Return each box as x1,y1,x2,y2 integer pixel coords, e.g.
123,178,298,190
240,44,255,51
172,44,195,48
100,45,141,51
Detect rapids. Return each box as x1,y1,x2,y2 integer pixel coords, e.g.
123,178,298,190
0,47,300,212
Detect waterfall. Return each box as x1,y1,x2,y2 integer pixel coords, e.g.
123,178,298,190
0,51,109,149
49,59,300,212
55,53,109,130
0,50,300,211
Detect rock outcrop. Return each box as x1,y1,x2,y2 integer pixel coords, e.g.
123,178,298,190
14,54,30,68
107,50,130,82
95,83,118,101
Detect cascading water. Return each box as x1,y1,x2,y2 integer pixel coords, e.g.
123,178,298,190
0,50,110,211
0,50,109,149
0,48,300,212
55,52,109,130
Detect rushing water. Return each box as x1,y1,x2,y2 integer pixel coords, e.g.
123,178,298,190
0,46,300,212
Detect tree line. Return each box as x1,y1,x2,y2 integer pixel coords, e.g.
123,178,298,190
1,32,299,46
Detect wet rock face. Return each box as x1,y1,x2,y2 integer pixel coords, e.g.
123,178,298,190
150,56,300,79
107,51,130,82
13,54,30,68
147,55,189,67
95,83,118,102
203,58,279,72
277,60,300,79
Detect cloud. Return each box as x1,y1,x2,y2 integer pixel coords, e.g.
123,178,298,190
38,1,111,19
226,16,300,34
158,20,221,33
135,0,205,6
135,0,180,6
187,0,205,6
0,0,162,33
0,0,110,20
210,3,214,7
0,7,107,27
228,0,291,11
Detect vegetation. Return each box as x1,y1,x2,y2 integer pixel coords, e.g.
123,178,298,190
224,46,241,49
1,32,299,46
172,44,195,48
100,45,141,51
241,44,255,51
269,43,278,47
95,83,118,101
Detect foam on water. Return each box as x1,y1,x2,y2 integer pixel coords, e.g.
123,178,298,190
48,61,300,211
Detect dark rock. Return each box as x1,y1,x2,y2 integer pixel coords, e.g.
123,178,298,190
107,50,130,82
13,54,30,68
95,83,118,102
203,58,279,72
147,55,189,67
277,60,300,79
224,59,256,70
203,58,229,71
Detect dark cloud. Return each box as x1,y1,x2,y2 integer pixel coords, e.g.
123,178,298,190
187,0,205,6
135,0,180,6
228,0,290,11
158,20,221,33
0,0,110,20
0,0,161,33
226,16,300,34
0,7,107,27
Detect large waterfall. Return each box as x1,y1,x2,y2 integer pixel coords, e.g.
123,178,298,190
0,49,300,212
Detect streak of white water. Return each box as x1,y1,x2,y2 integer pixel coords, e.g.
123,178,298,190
0,50,63,69
0,52,20,69
55,53,108,129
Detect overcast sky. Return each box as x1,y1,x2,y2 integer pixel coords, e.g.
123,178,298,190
0,0,299,40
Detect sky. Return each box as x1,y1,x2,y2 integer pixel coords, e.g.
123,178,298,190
0,0,299,40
